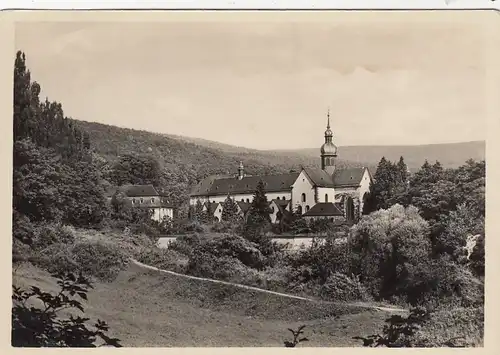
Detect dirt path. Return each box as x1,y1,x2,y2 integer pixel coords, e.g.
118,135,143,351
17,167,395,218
131,259,407,314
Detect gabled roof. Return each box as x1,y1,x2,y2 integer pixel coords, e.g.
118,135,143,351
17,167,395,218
236,201,252,214
105,184,159,198
303,168,336,188
203,201,221,213
332,167,367,187
303,202,344,217
190,172,300,197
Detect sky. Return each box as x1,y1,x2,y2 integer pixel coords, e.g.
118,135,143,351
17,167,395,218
14,12,488,150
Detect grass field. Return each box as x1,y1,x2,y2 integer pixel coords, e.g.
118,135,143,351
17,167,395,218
12,261,399,347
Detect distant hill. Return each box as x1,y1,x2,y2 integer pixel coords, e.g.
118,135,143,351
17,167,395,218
76,120,367,207
75,119,484,207
277,141,485,172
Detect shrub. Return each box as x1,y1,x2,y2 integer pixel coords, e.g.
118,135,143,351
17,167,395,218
320,273,372,302
12,211,35,245
136,247,187,273
354,306,483,347
412,306,483,347
32,240,129,282
71,241,129,282
32,224,75,251
168,233,204,257
12,271,121,347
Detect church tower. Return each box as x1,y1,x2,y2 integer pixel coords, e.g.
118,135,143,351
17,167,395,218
320,109,338,175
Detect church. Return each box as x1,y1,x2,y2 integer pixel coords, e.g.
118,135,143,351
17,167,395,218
189,111,373,224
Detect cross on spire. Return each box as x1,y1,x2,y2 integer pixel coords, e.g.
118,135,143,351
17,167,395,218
327,108,330,129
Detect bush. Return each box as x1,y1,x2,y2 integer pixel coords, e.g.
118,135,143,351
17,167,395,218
412,306,483,347
168,233,204,257
12,271,121,347
186,252,248,281
12,211,35,245
320,273,372,302
136,247,187,273
32,224,75,251
32,240,129,282
355,306,483,347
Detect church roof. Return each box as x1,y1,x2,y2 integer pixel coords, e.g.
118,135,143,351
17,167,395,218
332,167,367,187
303,168,336,188
190,172,300,197
303,202,344,217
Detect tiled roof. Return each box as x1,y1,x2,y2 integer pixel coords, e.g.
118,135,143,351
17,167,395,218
270,199,291,215
105,184,159,197
204,201,221,214
332,167,367,187
303,203,344,217
190,172,300,197
236,201,252,214
303,168,336,188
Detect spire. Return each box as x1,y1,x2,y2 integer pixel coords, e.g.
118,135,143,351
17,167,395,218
237,161,244,180
327,107,330,129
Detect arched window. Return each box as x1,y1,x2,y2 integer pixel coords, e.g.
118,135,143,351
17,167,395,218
241,198,244,202
325,194,329,203
140,198,144,204
282,196,286,200
297,205,303,214
151,198,155,203
301,193,306,202
132,198,136,204
305,205,310,212
277,197,280,200
246,198,250,203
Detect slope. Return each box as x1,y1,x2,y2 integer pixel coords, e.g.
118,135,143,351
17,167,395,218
280,141,485,171
13,262,395,347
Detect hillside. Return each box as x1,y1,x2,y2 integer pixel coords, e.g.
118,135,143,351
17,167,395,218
277,141,485,172
75,120,369,207
13,262,392,347
75,120,484,206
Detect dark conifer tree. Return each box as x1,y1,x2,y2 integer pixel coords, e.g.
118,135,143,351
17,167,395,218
221,195,239,223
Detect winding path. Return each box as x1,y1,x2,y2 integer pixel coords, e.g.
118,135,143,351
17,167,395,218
131,259,407,314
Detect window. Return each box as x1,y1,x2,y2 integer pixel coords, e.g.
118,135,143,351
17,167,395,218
140,198,144,204
282,196,286,200
246,198,250,203
271,206,275,212
306,205,310,212
151,198,155,203
297,205,303,214
132,198,136,204
325,194,328,203
241,198,244,202
277,197,280,200
301,193,306,202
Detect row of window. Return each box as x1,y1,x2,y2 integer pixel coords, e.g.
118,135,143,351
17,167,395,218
300,193,329,203
132,197,155,204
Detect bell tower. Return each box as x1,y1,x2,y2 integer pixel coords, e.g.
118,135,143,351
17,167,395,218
320,109,338,175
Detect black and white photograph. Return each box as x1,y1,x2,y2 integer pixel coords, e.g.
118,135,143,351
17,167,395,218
8,9,491,348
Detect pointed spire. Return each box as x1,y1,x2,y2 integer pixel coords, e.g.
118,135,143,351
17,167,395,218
327,108,331,129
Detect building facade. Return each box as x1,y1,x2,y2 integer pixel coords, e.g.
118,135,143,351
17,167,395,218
189,111,373,223
106,184,174,222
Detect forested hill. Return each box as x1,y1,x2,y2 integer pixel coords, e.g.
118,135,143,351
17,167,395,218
276,141,485,172
75,120,368,173
75,120,371,207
